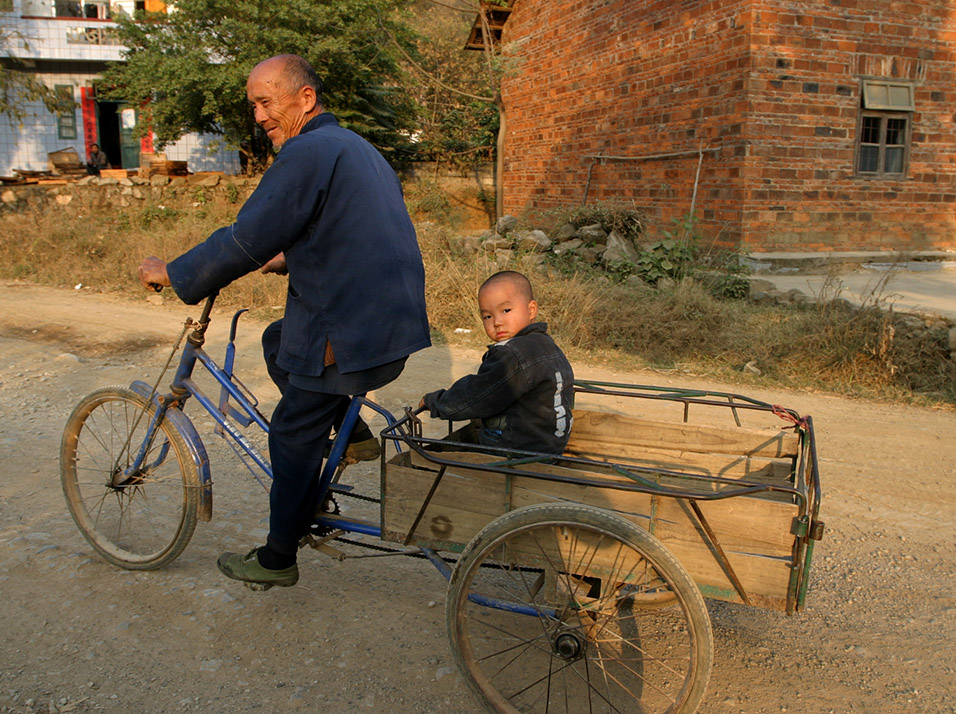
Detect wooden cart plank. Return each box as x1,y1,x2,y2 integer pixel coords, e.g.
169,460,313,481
567,410,800,458
398,450,798,554
383,460,508,545
564,443,793,483
385,451,798,609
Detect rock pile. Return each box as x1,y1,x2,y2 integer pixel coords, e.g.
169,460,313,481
455,214,647,275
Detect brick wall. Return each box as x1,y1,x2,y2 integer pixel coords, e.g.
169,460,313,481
500,0,956,252
742,0,956,251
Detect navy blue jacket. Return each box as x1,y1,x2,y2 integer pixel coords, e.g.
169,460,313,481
167,113,430,376
423,323,574,454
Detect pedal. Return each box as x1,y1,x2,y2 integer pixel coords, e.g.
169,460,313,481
244,581,274,592
300,531,348,561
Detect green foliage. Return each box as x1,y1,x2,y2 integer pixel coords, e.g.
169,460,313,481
401,2,498,166
404,178,465,226
139,204,181,229
547,248,599,279
101,0,417,167
701,247,751,299
633,238,699,285
225,182,240,204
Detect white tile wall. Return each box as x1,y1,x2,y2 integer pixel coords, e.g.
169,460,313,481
0,69,240,176
1,13,126,62
1,8,239,176
0,67,88,175
163,134,241,174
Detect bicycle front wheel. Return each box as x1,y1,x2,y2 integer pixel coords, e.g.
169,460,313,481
447,503,713,714
60,386,200,569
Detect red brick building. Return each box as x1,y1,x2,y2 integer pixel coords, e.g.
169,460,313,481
498,0,956,252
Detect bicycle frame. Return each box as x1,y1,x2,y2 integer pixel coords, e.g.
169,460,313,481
124,295,822,616
128,295,411,545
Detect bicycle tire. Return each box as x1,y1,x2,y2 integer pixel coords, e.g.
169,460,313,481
446,502,713,714
60,386,200,569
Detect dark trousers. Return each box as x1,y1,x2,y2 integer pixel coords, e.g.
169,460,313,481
266,385,348,557
262,320,348,558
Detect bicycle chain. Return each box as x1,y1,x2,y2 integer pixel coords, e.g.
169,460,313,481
335,490,380,504
309,490,380,537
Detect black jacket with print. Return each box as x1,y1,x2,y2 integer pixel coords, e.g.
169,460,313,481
423,322,574,454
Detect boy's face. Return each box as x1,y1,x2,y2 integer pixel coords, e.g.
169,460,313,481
478,280,538,342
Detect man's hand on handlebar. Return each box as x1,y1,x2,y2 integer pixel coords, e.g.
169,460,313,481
138,256,171,292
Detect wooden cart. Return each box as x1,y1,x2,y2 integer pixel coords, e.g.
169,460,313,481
379,380,824,713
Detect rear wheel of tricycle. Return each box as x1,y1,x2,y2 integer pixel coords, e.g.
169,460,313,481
446,503,713,714
60,386,200,570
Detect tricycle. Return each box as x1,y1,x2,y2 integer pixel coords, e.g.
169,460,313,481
59,295,824,714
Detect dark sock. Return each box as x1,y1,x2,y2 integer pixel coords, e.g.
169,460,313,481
350,423,374,442
257,543,296,570
326,418,374,452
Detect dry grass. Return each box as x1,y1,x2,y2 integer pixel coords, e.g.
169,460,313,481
0,190,287,316
1,190,953,405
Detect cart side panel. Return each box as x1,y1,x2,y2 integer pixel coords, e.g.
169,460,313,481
383,451,798,610
509,466,797,611
567,410,801,459
383,452,509,550
566,443,794,486
509,464,799,554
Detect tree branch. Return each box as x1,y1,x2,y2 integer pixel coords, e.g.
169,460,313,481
376,11,495,103
420,0,477,14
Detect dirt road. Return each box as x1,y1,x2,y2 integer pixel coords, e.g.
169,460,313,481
1,282,954,714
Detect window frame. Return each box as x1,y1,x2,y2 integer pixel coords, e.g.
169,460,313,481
861,80,915,112
854,80,914,180
54,84,78,141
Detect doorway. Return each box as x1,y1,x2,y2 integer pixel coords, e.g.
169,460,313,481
95,101,140,169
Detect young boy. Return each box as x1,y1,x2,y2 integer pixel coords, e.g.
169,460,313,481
421,270,574,454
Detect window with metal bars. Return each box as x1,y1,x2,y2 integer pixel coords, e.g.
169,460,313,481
855,80,913,178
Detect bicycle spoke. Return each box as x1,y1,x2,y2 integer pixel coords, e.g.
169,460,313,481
62,388,200,569
449,504,712,714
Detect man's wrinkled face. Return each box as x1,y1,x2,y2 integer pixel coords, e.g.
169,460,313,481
246,61,317,149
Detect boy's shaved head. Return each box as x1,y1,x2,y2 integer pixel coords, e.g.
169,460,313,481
479,271,534,302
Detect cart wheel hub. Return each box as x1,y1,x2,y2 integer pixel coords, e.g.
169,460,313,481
554,632,584,660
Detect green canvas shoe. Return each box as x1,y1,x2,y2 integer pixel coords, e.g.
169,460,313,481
346,436,381,463
217,548,299,590
324,436,381,464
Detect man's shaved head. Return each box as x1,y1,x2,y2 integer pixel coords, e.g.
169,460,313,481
255,54,324,106
479,271,534,302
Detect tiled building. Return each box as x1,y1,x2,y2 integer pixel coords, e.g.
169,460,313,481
497,0,956,252
0,0,238,176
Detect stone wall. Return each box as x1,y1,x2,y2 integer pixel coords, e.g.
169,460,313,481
499,0,956,253
0,173,260,213
0,162,494,226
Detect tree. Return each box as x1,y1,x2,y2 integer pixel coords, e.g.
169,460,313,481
101,0,418,169
392,1,514,216
401,1,498,167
